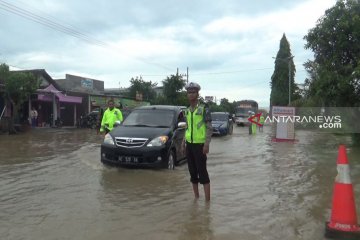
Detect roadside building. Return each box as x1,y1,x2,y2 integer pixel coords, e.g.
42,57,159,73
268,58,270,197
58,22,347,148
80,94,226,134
23,69,82,127
55,74,150,118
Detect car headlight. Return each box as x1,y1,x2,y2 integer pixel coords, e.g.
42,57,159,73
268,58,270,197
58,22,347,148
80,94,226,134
147,136,169,147
103,133,115,145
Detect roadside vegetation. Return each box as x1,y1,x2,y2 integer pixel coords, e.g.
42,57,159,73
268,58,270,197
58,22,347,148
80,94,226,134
0,64,39,134
269,0,360,145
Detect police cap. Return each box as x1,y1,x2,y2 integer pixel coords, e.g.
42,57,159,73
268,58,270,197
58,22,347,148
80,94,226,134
185,82,201,91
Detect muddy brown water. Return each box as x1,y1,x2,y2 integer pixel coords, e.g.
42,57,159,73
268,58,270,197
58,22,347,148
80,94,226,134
1,126,360,240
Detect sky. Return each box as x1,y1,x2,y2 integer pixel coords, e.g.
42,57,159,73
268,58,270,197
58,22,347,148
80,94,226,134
0,0,337,108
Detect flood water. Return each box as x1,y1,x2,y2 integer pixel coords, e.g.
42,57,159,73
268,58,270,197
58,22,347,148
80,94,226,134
1,126,360,240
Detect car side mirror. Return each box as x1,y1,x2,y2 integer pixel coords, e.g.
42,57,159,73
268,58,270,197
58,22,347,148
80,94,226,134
178,122,187,129
114,120,121,127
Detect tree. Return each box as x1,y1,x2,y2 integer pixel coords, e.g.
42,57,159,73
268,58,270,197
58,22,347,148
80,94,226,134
128,76,157,102
270,33,297,107
219,98,234,113
208,101,222,112
162,74,186,105
304,0,360,107
303,0,360,145
0,63,39,133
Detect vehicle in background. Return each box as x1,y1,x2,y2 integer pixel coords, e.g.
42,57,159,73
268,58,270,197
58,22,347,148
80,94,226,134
211,112,233,136
77,108,131,129
234,100,258,126
100,105,187,169
77,110,99,129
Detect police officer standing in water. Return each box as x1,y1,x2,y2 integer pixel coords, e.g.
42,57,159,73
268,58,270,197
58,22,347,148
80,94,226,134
100,99,123,134
182,82,213,201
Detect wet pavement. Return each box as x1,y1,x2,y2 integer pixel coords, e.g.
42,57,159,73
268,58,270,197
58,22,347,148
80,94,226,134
1,126,360,240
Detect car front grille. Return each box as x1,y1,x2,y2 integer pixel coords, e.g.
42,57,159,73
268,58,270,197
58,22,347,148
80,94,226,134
115,137,148,148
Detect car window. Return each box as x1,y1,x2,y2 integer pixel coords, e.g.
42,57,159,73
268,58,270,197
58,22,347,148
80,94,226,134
211,113,228,121
178,110,186,123
123,109,175,127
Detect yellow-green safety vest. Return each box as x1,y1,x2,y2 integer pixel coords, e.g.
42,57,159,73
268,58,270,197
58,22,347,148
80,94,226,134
185,104,206,143
100,108,123,132
260,115,265,124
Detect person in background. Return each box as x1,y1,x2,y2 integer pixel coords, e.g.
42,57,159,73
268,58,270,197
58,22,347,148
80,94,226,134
30,107,38,128
248,111,257,135
96,108,104,135
182,82,212,201
100,100,123,134
259,113,265,132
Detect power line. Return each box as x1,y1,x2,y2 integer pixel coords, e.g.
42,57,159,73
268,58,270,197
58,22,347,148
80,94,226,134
0,0,107,47
0,1,311,80
0,0,174,71
141,67,307,77
190,67,274,75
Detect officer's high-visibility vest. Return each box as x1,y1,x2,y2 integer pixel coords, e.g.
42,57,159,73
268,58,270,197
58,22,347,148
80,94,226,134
100,108,123,132
260,115,265,125
185,104,206,143
251,121,257,134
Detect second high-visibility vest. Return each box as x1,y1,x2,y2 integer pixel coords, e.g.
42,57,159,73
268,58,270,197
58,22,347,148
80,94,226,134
185,104,206,143
100,108,123,132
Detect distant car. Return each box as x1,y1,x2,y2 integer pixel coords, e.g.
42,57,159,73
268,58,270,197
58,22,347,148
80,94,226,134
211,112,233,136
77,110,99,129
100,105,187,169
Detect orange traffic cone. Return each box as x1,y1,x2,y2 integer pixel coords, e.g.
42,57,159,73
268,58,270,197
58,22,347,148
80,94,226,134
325,145,360,239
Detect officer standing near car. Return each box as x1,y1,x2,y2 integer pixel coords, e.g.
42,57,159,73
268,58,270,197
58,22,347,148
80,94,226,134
182,82,213,201
100,99,123,134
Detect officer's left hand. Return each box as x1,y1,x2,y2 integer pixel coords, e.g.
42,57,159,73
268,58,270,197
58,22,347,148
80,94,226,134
203,144,209,155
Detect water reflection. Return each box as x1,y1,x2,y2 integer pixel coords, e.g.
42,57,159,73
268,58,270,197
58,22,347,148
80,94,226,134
1,127,360,240
178,201,214,240
99,167,189,206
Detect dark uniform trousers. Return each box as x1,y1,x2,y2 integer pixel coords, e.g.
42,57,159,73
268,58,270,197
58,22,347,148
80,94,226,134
186,142,210,184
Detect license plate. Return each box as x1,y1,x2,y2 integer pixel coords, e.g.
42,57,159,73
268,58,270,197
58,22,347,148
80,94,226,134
118,156,138,163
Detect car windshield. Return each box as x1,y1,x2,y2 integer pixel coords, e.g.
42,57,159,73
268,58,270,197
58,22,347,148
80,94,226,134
235,108,256,116
123,109,175,127
211,113,228,121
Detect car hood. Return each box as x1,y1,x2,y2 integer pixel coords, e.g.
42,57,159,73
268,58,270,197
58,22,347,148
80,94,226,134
110,126,171,139
212,121,227,127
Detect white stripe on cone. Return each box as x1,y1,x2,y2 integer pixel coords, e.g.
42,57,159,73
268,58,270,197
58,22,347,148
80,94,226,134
335,164,352,184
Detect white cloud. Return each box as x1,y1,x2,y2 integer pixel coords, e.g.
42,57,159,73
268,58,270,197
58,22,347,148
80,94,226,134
1,0,337,106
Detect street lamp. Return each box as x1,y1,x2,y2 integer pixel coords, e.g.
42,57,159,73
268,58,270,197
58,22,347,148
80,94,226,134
273,55,294,106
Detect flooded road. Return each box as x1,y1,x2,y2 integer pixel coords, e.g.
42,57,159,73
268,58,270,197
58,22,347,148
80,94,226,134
1,126,360,240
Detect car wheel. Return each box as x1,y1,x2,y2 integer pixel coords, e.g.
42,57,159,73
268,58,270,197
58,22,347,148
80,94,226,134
167,150,176,170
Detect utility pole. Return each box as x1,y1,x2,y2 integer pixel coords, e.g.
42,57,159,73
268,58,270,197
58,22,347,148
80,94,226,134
288,60,291,105
187,67,189,84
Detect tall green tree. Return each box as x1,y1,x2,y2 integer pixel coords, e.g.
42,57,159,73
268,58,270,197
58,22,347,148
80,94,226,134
128,76,157,101
0,63,39,133
303,0,360,145
304,0,360,107
219,98,234,113
270,33,297,107
208,101,222,112
162,74,186,105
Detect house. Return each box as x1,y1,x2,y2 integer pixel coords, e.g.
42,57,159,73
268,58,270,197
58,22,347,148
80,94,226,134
55,74,150,115
15,69,83,127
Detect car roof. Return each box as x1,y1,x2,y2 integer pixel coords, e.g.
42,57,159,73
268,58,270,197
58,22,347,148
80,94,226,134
211,112,229,114
134,105,183,111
